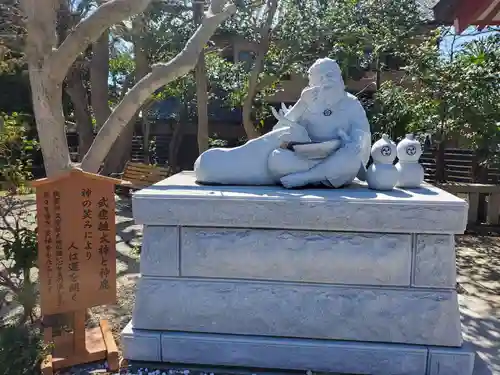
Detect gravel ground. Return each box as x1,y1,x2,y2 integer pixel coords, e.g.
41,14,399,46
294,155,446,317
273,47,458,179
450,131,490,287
1,194,499,375
59,366,315,375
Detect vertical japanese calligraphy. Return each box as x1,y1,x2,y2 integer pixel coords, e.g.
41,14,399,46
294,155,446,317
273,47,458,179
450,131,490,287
34,169,118,315
53,189,64,307
43,192,53,293
97,197,110,291
83,188,93,261
68,242,80,301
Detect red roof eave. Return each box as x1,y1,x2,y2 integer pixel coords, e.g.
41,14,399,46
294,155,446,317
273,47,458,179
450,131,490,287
434,0,500,32
454,0,500,32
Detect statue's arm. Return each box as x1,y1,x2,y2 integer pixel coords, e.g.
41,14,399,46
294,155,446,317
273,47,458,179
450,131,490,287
283,99,306,123
343,99,371,164
283,86,319,123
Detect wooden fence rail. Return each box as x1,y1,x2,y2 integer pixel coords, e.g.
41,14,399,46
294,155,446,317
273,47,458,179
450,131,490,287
421,148,500,185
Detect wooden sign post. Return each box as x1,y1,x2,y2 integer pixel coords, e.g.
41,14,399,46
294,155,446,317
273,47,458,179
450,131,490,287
32,169,123,374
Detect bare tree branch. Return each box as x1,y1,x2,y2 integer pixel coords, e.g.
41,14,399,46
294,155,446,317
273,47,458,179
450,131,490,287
242,0,278,140
21,0,59,65
91,31,112,128
50,0,153,83
80,0,236,172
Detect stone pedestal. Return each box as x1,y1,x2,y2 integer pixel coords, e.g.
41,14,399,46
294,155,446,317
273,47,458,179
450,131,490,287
122,171,475,375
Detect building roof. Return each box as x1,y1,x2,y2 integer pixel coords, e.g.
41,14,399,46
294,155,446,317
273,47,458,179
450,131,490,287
433,0,500,31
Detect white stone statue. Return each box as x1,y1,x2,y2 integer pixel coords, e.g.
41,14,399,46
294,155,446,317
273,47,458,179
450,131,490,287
366,134,398,191
194,58,372,188
396,134,424,188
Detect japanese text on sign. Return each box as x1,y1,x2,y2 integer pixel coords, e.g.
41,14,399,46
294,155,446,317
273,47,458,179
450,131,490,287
35,169,118,315
54,190,64,307
98,197,111,291
43,192,53,294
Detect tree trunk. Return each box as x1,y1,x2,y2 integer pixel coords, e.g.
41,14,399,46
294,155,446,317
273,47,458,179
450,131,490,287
142,118,152,163
101,16,150,175
194,1,209,154
101,118,136,175
23,0,234,176
168,121,184,173
241,0,278,140
22,0,71,176
375,54,382,91
28,69,72,176
80,2,235,172
57,1,94,160
66,66,94,159
91,31,112,129
242,96,262,140
21,0,154,175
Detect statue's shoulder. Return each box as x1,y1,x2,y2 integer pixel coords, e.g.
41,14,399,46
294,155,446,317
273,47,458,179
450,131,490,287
341,92,364,110
344,92,362,103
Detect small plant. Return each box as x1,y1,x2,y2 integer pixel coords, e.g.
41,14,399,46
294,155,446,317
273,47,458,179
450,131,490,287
0,323,51,375
0,195,38,324
0,112,39,194
208,137,228,148
131,243,142,256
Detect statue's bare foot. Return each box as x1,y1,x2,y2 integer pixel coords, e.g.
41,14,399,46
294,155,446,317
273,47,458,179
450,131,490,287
280,174,306,189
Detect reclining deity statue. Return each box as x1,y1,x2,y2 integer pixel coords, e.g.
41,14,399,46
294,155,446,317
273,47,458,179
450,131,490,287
194,58,372,188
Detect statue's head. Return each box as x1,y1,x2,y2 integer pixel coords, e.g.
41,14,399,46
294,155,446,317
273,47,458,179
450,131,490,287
307,58,344,88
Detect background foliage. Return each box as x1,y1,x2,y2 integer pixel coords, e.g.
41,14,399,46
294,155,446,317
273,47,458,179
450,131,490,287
0,113,39,192
371,31,500,165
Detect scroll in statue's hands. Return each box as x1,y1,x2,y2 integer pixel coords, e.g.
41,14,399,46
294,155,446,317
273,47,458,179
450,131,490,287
291,140,342,160
279,137,342,159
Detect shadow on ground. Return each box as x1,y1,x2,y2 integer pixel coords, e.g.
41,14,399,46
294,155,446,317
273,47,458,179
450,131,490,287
456,235,500,375
115,197,141,277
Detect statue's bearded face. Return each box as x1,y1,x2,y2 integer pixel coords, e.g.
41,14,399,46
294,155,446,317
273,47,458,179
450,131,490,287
308,69,343,88
302,58,347,111
307,74,345,109
307,58,345,88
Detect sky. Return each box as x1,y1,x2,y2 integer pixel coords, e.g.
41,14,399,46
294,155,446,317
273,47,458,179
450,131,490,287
439,26,500,57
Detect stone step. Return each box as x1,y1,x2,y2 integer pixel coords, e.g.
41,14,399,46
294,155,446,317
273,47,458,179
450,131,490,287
122,321,475,375
132,277,462,347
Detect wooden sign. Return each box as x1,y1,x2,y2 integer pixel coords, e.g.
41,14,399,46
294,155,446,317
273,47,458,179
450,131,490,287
32,168,122,375
34,168,118,315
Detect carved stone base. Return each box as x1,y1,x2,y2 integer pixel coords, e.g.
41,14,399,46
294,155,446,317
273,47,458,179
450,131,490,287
132,276,462,347
123,172,474,374
122,322,475,375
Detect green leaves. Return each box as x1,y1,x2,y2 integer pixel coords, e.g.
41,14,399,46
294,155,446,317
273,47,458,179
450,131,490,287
0,113,38,191
371,29,500,165
0,323,50,374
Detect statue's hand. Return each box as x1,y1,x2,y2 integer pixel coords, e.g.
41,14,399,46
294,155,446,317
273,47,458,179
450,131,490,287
345,140,362,155
341,129,365,156
271,106,304,130
280,141,290,149
301,86,321,105
336,129,351,143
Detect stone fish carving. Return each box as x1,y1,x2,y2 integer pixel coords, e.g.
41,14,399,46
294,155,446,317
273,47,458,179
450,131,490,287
194,58,372,188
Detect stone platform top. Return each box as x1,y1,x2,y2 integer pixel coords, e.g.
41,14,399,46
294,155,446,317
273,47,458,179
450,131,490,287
132,172,468,234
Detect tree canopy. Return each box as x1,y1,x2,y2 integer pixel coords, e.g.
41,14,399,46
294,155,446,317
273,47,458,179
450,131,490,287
371,30,500,165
